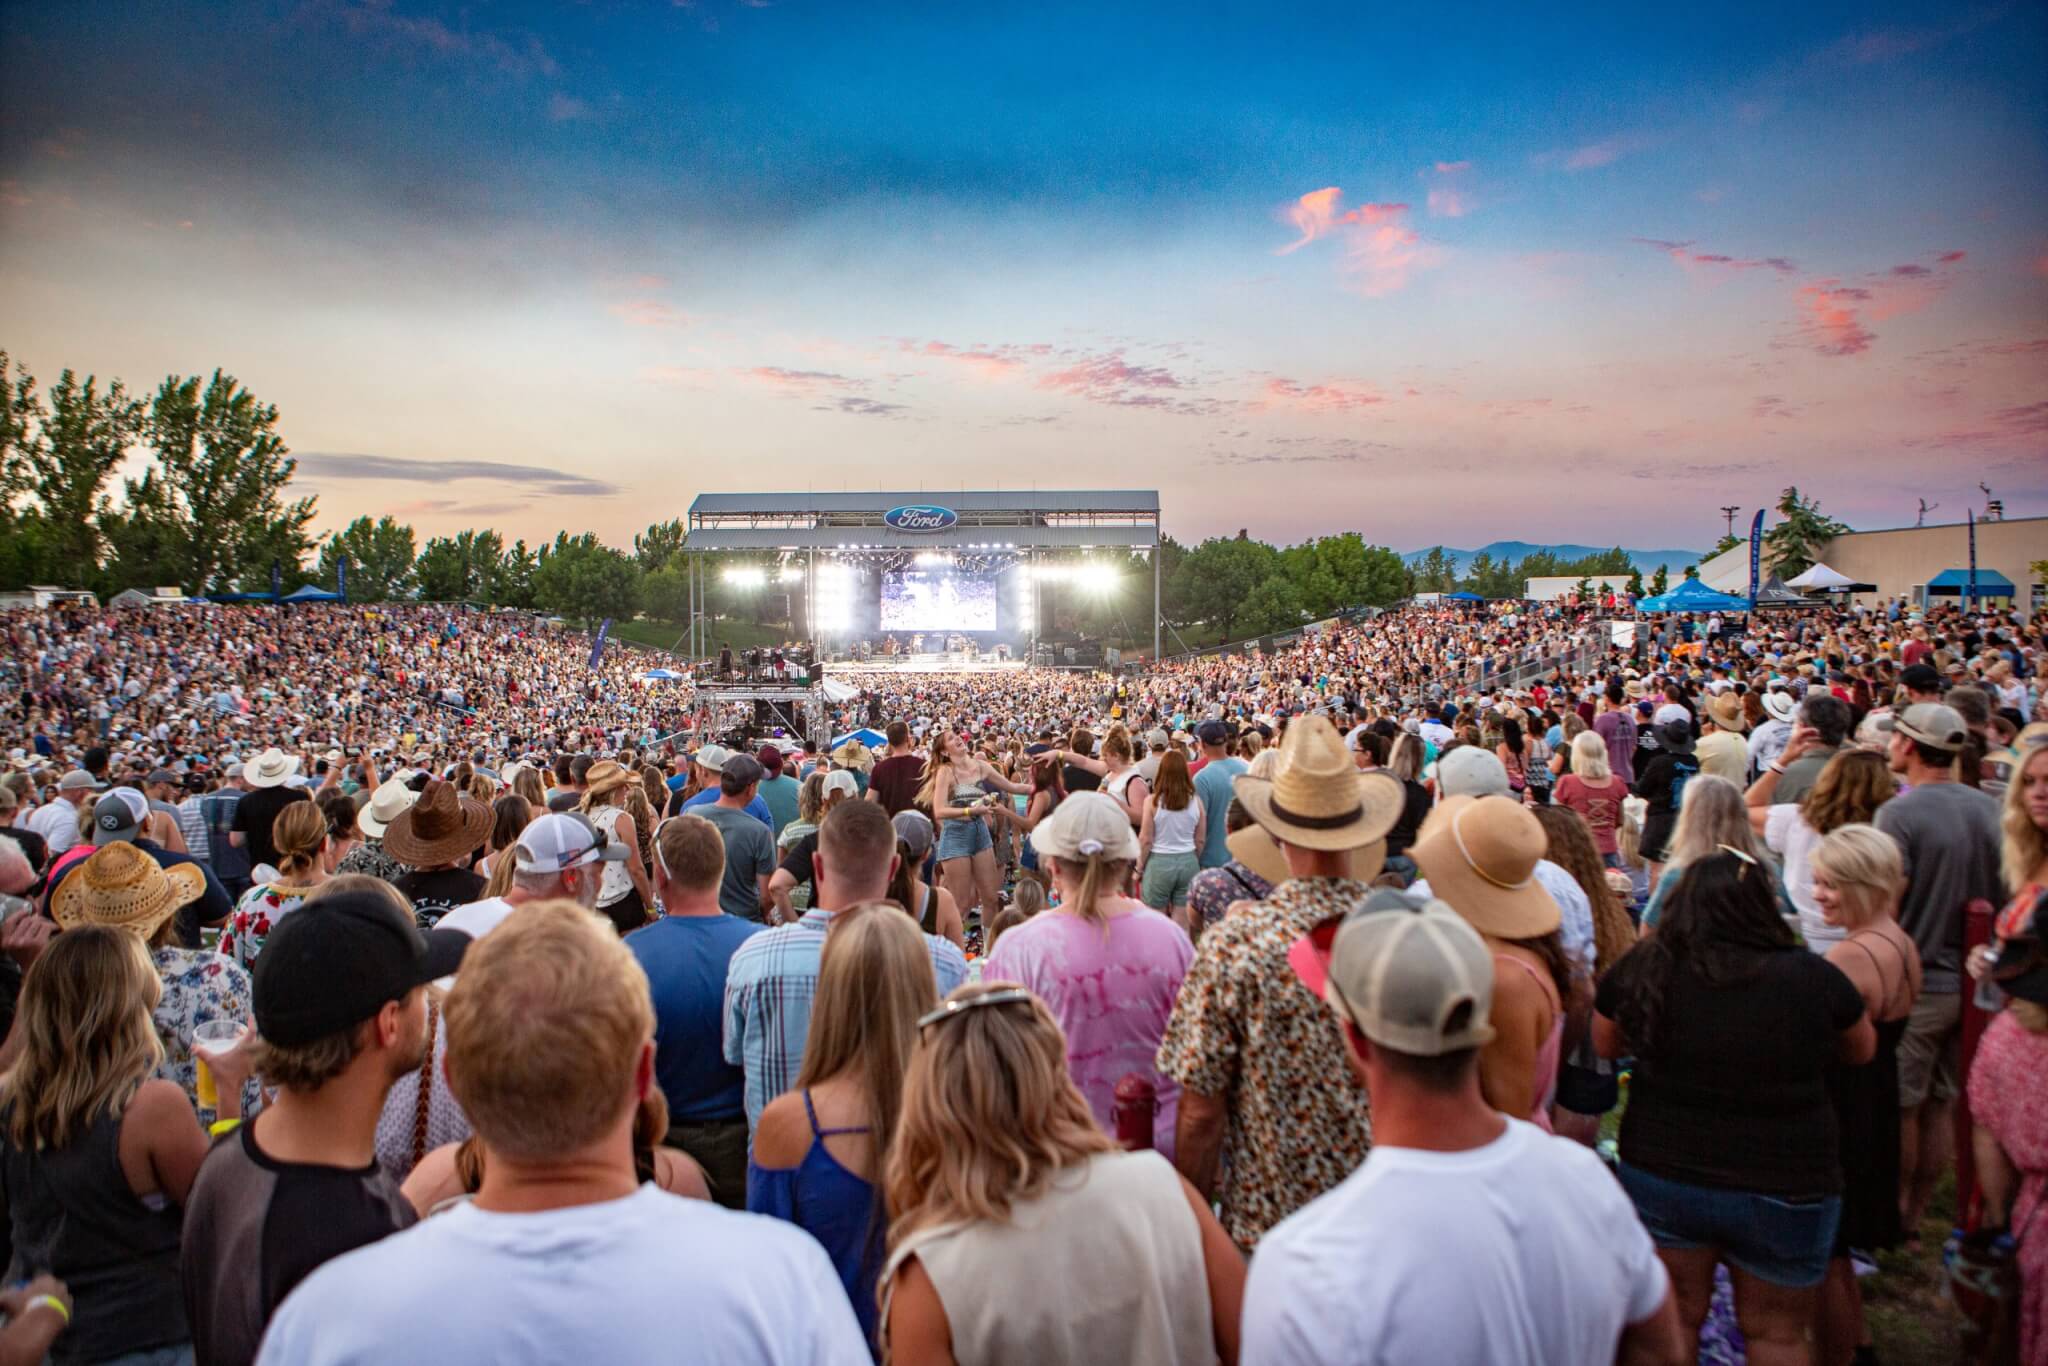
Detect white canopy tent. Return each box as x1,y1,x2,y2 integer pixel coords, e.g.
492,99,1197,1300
1786,563,1874,592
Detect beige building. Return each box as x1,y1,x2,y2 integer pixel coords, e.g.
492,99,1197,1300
1700,515,2046,611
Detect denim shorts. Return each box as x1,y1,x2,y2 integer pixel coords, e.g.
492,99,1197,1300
935,817,992,862
1618,1162,1840,1289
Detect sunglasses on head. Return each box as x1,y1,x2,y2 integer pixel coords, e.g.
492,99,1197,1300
917,987,1033,1032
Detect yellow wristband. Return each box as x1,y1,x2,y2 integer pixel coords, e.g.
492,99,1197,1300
209,1117,242,1138
29,1294,69,1324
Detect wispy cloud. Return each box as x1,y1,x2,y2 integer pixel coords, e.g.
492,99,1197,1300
1260,377,1383,411
897,339,1043,380
319,0,559,79
1543,133,1654,172
296,453,619,497
1791,281,1877,356
738,366,861,391
1277,189,1438,297
548,93,594,123
608,299,687,328
1633,239,1798,274
814,396,906,418
1422,160,1474,218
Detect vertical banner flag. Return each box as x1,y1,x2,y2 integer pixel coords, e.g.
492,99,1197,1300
590,618,612,670
1746,509,1765,610
270,560,283,600
1967,510,1978,606
337,555,349,603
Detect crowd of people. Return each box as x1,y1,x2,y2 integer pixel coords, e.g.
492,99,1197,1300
0,588,2042,1365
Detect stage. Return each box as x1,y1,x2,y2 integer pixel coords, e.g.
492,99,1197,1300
823,654,1033,675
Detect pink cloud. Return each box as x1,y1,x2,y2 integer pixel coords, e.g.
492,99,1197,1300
737,366,859,392
1261,378,1383,411
1794,281,1877,357
1433,160,1471,174
1891,264,1931,277
899,339,1035,380
1039,353,1182,395
1421,160,1475,219
1277,189,1438,296
1937,250,1967,264
608,299,686,328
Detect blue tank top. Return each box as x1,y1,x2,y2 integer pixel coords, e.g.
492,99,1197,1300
745,1090,880,1346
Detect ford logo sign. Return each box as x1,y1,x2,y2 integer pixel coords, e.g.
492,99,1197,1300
883,505,958,533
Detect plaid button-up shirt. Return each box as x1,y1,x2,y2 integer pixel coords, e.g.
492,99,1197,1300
723,906,968,1130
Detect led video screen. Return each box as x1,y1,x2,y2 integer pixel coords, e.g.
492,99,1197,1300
879,570,998,632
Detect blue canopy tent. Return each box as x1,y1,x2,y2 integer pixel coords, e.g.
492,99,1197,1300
207,592,275,604
641,668,685,681
1638,578,1750,613
1443,591,1486,602
1925,568,2015,601
831,727,887,750
280,585,343,603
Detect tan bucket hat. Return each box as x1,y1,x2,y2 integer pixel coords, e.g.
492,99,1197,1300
1409,795,1562,940
1232,715,1403,853
1706,692,1746,733
52,841,206,937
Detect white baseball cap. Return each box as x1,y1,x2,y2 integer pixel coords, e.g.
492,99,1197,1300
514,812,630,875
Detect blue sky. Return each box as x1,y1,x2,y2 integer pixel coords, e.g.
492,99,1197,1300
2,1,2044,552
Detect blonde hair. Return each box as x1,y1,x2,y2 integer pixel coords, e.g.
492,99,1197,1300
2002,745,2048,894
443,899,652,1161
883,983,1116,1268
797,771,828,826
511,767,547,810
1570,730,1611,782
1667,775,1770,869
1809,824,1904,930
272,799,329,880
1052,852,1133,929
799,906,936,1188
1802,749,1895,837
1,926,163,1151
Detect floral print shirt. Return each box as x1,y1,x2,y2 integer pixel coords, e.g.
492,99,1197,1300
1155,877,1374,1250
1187,860,1274,936
220,881,318,969
336,839,411,886
152,945,259,1122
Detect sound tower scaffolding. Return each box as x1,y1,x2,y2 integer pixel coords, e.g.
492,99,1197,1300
682,490,1163,664
691,680,830,751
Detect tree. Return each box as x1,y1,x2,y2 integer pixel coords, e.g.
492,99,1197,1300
1649,564,1669,596
641,562,691,624
1413,546,1458,594
0,351,51,589
415,529,508,603
1682,564,1699,580
499,540,538,609
1172,536,1280,638
22,370,143,587
532,532,640,630
1762,486,1848,578
1155,534,1190,623
318,516,417,601
1711,532,1743,557
1239,574,1305,638
1282,533,1411,616
126,370,314,595
1460,552,1522,601
1627,567,1645,597
634,519,686,574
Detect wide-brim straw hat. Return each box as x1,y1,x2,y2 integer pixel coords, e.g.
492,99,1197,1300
1226,825,1385,890
382,779,492,866
1707,692,1746,733
582,760,635,799
53,841,206,937
1233,714,1403,853
1410,795,1562,941
356,775,419,839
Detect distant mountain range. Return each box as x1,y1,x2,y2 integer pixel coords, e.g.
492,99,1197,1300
1400,542,1705,576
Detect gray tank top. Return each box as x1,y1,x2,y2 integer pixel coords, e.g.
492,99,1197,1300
1,1100,188,1363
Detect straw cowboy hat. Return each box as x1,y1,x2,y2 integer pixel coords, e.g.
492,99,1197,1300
1409,795,1562,941
1233,714,1403,857
244,748,300,789
582,760,636,799
53,840,206,937
356,776,420,840
1706,692,1747,733
381,779,492,867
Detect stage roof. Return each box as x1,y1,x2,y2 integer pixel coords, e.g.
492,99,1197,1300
686,490,1159,551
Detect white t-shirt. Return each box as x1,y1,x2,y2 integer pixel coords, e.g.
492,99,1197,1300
257,1185,868,1366
1763,804,1840,950
436,896,517,940
1242,1118,1667,1366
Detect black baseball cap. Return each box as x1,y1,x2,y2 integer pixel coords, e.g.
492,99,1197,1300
1899,663,1943,692
253,887,469,1046
1196,719,1229,745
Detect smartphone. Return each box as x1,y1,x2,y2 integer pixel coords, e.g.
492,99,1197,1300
0,894,36,925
